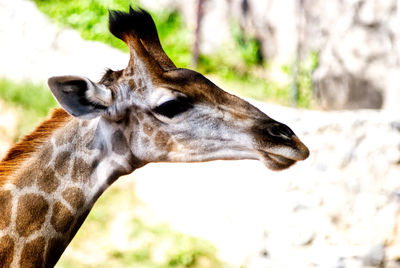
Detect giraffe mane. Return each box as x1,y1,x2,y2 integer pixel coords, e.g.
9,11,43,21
0,108,71,186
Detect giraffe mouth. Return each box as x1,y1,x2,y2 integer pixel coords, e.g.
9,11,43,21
258,150,297,171
256,134,309,170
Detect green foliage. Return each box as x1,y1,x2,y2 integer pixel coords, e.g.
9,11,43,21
31,0,287,103
32,0,133,52
32,0,192,68
231,23,263,66
30,0,316,107
58,186,224,268
282,51,319,108
0,78,57,138
153,11,192,68
0,78,56,116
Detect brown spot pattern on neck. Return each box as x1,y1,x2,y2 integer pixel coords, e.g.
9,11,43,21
0,235,14,268
16,194,49,237
19,236,46,268
0,191,12,229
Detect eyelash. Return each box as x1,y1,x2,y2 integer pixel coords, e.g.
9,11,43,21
153,97,193,118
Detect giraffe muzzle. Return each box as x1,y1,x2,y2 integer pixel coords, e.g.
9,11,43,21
253,120,309,170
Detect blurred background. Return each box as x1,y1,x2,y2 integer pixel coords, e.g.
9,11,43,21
1,0,400,267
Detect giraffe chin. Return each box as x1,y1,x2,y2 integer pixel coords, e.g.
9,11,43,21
258,151,296,171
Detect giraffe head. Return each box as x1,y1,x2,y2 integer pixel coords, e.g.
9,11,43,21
48,8,309,171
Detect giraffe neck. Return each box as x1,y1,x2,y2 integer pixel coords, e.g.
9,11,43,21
0,109,142,267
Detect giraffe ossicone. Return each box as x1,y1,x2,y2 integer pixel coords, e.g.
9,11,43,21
0,7,309,267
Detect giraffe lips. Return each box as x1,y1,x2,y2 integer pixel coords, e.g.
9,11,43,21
258,151,296,170
257,135,310,170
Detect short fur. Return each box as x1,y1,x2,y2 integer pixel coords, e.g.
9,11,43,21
0,109,71,186
99,68,123,88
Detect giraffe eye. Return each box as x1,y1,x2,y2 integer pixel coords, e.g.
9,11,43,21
153,97,192,118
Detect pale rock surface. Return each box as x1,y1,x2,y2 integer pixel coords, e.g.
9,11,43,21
132,105,400,267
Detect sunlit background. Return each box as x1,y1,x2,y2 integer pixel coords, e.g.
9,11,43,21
1,0,400,267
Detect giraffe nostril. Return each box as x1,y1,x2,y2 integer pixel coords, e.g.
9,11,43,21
267,124,295,139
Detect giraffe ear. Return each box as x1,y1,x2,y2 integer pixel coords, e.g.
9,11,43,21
48,76,113,119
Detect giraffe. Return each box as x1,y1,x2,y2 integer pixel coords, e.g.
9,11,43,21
0,8,309,267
